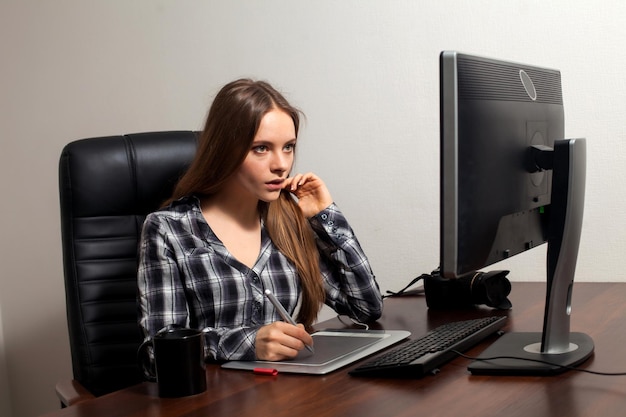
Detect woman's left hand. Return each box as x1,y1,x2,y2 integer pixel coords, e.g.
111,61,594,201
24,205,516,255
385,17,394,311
283,172,333,218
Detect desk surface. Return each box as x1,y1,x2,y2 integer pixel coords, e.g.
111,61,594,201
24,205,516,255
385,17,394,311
43,282,626,417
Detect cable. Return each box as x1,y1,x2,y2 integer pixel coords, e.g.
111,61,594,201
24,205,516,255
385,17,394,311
384,273,429,298
336,315,369,330
451,350,626,376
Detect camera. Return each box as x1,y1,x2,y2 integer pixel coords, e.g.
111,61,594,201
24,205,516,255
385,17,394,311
424,269,512,310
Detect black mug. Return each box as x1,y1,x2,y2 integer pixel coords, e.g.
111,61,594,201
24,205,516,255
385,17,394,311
138,326,207,398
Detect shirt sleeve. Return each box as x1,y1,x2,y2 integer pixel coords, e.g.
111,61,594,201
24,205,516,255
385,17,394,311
137,214,189,336
137,213,260,361
309,204,383,323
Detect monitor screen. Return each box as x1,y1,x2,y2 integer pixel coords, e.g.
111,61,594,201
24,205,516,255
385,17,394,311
439,51,593,375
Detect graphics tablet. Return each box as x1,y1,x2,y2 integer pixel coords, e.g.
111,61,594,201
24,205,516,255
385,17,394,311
221,329,410,375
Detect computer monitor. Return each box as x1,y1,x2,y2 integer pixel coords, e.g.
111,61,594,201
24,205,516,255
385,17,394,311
439,51,593,375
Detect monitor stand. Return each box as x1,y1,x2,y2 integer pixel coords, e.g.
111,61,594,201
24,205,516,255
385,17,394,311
469,138,594,375
468,332,593,375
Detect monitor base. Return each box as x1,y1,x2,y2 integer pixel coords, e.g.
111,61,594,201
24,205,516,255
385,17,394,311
468,332,594,376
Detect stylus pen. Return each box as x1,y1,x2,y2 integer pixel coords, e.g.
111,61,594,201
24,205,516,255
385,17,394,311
264,289,314,353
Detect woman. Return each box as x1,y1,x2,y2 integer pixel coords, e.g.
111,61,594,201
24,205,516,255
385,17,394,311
138,79,382,362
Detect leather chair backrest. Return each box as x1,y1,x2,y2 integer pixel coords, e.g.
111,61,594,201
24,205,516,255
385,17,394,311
58,131,198,396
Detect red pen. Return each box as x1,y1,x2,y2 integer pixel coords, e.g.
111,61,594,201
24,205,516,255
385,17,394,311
253,368,278,376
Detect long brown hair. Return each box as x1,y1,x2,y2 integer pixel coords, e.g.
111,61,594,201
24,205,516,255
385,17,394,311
167,79,325,327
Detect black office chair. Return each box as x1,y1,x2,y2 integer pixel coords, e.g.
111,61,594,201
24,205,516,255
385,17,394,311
56,131,198,406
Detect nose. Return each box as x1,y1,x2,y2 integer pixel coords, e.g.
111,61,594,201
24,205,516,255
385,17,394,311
270,151,291,174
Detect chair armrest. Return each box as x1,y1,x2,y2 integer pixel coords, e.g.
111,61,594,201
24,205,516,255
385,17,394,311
55,379,95,407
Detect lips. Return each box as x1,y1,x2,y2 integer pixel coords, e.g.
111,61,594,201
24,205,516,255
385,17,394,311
265,179,285,191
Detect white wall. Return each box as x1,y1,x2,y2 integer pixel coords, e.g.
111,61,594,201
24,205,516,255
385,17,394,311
2,1,625,416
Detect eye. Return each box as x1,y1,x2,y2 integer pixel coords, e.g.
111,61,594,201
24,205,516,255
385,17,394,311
252,145,268,154
284,143,296,152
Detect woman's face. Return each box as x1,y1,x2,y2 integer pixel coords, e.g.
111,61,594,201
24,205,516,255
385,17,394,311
232,109,297,203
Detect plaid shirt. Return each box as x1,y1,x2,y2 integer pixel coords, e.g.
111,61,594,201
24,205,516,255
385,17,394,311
138,196,382,361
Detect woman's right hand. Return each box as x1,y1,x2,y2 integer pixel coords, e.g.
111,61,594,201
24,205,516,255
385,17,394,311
255,321,314,361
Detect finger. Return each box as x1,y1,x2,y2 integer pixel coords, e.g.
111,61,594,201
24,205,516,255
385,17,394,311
282,322,313,350
270,321,312,347
296,323,314,347
256,323,302,361
262,343,299,361
290,173,305,191
282,177,296,190
297,172,317,185
290,173,319,192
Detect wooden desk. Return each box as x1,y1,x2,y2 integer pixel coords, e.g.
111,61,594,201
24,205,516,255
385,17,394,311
42,283,626,417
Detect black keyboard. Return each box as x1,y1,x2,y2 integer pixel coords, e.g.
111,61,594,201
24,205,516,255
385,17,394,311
349,316,507,378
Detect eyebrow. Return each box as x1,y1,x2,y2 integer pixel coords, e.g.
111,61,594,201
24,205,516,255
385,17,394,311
251,138,297,146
